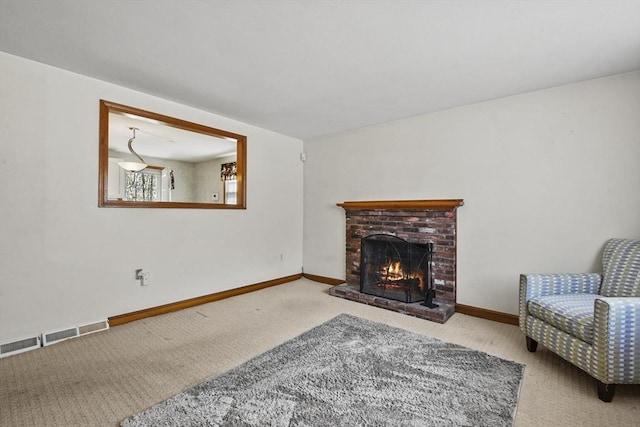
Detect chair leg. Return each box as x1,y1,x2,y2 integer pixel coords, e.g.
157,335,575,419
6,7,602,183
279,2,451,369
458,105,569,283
596,381,616,402
526,336,538,352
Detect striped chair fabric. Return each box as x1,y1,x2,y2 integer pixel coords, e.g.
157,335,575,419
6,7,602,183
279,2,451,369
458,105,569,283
600,238,640,297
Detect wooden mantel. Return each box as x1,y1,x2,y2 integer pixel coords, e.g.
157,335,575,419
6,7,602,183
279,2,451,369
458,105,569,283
337,199,464,210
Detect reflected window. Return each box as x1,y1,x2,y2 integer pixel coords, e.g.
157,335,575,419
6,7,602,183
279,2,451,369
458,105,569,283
224,180,237,204
123,168,163,202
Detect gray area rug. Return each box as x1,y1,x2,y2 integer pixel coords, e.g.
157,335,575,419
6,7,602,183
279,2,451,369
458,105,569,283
122,314,524,426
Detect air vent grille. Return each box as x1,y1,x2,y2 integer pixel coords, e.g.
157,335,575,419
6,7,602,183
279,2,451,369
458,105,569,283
0,336,41,358
3,318,108,354
42,327,79,346
78,320,109,335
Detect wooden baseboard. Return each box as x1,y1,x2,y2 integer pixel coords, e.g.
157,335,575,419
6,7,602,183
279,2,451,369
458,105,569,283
302,273,345,286
455,303,519,325
108,273,303,327
108,273,518,327
302,275,518,325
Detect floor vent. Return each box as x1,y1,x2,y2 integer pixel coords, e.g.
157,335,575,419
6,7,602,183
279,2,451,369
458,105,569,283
0,336,41,358
41,327,79,346
3,319,109,354
78,320,109,336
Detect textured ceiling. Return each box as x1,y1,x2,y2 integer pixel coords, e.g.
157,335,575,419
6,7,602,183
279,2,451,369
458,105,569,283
1,1,639,139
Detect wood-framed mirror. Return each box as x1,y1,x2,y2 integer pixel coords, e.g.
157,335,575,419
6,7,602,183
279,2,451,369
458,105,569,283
99,100,246,209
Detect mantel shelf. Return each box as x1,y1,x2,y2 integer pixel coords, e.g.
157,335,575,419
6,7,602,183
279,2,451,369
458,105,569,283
337,199,464,210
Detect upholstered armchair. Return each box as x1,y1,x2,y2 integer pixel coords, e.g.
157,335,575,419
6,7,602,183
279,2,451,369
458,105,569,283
519,238,640,402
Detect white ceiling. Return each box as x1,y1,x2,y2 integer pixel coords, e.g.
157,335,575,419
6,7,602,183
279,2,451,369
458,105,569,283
1,1,639,140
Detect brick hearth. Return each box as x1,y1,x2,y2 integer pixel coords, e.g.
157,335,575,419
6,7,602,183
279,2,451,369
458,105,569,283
331,199,463,323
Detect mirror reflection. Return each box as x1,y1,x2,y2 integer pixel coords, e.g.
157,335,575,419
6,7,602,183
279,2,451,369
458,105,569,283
99,100,246,209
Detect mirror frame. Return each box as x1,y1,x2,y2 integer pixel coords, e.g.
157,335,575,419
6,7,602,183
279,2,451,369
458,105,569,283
99,100,246,209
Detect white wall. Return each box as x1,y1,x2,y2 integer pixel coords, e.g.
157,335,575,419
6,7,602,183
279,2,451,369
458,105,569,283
303,72,640,315
0,53,304,342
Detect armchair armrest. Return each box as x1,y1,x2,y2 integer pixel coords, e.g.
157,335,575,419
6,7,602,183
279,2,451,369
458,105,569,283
519,273,602,332
592,297,640,384
520,273,602,299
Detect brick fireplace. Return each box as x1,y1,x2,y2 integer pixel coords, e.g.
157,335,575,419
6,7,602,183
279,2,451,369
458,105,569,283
329,199,463,323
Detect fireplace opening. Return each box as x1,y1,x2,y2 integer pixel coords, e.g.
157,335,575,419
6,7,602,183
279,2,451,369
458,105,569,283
360,234,435,305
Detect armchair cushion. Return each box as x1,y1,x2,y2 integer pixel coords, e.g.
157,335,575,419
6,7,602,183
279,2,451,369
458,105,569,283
600,239,640,297
528,294,597,344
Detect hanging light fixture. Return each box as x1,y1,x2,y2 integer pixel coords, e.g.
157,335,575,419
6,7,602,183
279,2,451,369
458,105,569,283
118,127,147,172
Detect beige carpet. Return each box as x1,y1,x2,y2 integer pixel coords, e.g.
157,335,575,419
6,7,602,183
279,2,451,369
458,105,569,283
1,279,638,426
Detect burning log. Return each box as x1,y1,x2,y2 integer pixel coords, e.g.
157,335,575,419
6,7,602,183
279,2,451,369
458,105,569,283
382,277,420,289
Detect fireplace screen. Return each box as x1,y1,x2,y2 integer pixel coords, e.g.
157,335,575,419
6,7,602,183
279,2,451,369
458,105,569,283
360,234,433,304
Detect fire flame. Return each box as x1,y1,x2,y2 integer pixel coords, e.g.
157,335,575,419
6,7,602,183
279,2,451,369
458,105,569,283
380,261,425,292
387,262,401,274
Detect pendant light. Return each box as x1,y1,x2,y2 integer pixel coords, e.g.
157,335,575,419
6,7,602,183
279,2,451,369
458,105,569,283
118,127,147,172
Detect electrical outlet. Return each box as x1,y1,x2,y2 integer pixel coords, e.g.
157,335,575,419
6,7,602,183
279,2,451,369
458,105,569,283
280,254,284,261
142,272,150,286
